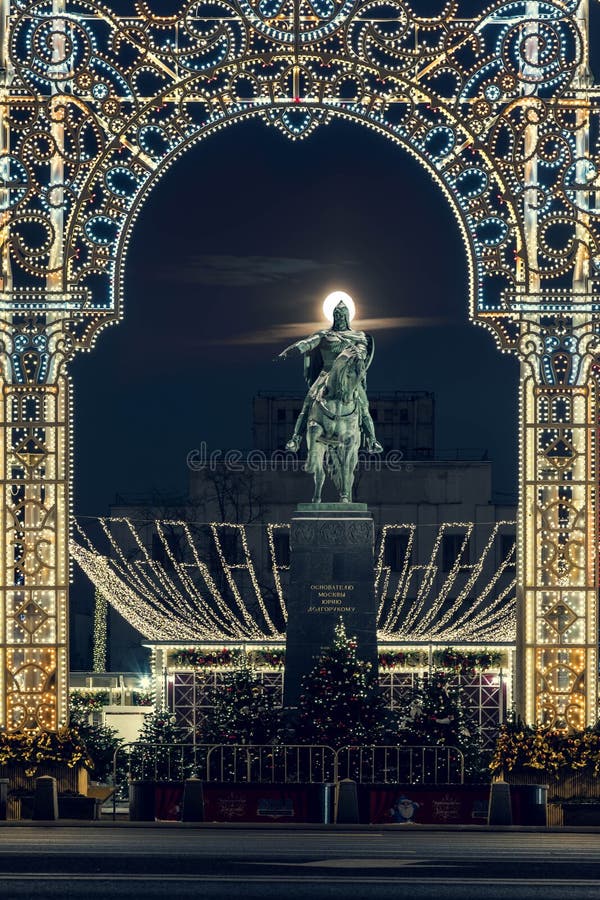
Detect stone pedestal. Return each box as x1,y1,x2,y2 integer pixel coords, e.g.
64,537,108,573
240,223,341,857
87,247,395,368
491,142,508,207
283,504,378,708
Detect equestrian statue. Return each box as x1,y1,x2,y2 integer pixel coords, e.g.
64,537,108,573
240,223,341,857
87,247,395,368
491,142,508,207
276,298,382,503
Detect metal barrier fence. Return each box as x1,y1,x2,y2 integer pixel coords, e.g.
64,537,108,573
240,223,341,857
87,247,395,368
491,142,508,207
113,742,464,814
114,742,213,784
335,745,464,785
205,744,336,784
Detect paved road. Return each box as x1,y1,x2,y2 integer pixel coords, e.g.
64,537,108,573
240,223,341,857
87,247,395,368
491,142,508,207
1,826,599,899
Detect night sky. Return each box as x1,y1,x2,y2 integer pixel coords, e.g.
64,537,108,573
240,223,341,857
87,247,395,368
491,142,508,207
70,117,519,521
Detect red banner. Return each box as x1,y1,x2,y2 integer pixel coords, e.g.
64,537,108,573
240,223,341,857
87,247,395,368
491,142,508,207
361,785,489,825
202,783,324,823
155,784,184,821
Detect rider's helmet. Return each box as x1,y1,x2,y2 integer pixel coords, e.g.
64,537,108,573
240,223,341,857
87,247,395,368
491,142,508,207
332,301,351,330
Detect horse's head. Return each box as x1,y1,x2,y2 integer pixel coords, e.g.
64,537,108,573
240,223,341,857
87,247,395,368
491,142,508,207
327,347,365,402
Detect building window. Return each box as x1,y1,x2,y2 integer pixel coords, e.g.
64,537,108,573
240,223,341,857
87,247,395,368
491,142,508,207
442,534,469,571
277,408,286,422
384,408,393,423
399,408,409,423
273,532,290,566
383,534,409,572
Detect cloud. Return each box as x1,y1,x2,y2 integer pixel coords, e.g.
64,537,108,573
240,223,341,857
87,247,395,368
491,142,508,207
161,254,338,287
198,316,449,347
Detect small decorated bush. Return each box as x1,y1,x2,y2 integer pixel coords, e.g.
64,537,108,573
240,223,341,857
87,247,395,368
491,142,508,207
490,722,600,780
0,727,93,777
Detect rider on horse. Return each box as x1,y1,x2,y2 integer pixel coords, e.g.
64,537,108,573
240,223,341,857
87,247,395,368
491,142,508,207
277,300,383,454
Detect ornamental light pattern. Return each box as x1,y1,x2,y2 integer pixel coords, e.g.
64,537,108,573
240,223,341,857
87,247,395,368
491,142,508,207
0,0,598,730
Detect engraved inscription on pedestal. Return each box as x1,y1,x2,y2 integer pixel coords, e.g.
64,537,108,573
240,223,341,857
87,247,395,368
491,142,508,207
307,582,357,615
283,507,378,708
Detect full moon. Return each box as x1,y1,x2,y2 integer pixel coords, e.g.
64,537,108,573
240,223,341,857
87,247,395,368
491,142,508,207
323,291,356,323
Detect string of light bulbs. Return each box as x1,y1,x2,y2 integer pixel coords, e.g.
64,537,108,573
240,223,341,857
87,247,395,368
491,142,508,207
72,516,516,644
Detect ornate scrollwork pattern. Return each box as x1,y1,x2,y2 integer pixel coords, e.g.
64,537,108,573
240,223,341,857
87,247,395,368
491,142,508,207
0,0,599,729
0,0,596,327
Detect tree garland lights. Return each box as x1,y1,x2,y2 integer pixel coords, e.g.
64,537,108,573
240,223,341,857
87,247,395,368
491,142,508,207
92,588,108,672
197,663,280,745
395,669,486,780
161,646,508,749
68,696,124,783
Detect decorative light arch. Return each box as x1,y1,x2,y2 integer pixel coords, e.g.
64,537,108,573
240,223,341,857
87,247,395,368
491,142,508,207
0,0,599,732
100,103,512,336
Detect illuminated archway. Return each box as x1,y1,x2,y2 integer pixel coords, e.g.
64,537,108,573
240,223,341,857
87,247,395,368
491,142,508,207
0,0,598,731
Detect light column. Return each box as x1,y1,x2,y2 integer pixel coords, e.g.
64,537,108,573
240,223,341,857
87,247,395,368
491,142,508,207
517,321,598,728
0,363,70,729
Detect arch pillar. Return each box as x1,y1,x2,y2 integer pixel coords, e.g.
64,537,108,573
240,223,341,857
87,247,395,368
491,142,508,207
516,316,599,728
0,321,71,730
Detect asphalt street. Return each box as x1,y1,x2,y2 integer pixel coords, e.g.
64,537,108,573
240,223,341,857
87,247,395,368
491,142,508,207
0,825,599,899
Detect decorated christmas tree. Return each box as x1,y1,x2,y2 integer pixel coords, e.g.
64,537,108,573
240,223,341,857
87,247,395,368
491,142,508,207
69,703,122,784
132,708,192,780
397,670,466,746
396,670,485,780
294,620,392,746
199,662,279,745
137,708,189,745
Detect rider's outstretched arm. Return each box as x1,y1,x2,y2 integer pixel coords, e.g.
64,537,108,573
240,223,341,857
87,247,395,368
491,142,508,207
277,332,322,359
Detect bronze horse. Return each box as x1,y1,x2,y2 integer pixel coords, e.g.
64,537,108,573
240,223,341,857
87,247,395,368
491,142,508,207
304,345,365,503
